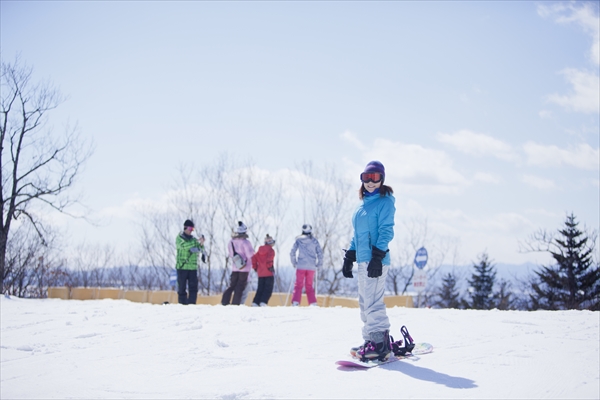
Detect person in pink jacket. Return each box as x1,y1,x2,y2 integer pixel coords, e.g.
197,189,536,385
221,221,255,306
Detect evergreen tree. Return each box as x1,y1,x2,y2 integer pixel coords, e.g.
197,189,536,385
434,272,462,308
495,279,516,310
465,252,497,310
530,213,599,311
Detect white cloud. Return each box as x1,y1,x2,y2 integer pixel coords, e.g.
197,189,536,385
538,2,600,65
547,68,600,114
364,139,470,194
340,130,367,151
538,110,553,119
538,3,600,114
439,210,536,240
484,212,537,235
524,208,561,218
392,204,553,264
523,141,599,170
437,129,517,161
473,172,500,184
521,174,557,190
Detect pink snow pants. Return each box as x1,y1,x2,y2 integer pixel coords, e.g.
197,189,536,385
292,269,316,304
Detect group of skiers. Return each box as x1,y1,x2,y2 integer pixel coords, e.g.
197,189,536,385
175,220,324,308
219,221,324,307
176,160,398,362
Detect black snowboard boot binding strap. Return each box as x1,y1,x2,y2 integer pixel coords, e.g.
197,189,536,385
390,325,416,356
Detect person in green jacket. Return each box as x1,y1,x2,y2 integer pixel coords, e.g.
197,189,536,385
176,219,205,305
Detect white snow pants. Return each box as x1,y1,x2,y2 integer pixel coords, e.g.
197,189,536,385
357,262,390,341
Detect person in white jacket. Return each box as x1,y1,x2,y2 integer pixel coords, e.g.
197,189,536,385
221,221,255,306
289,224,323,306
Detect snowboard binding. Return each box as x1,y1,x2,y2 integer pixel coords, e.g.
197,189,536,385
390,325,416,356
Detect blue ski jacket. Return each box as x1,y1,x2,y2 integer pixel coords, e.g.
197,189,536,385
348,192,395,264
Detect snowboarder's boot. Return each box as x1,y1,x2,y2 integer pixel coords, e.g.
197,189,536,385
357,330,391,362
350,341,369,358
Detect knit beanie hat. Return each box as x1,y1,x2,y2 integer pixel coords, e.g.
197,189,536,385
302,224,312,234
236,221,248,234
362,161,385,185
363,161,385,176
265,234,275,245
184,219,195,228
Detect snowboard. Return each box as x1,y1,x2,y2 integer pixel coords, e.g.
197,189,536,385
335,342,433,369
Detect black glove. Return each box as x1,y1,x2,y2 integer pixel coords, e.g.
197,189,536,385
268,267,274,273
367,246,387,278
342,249,356,278
201,253,206,263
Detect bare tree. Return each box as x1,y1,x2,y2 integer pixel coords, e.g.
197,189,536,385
67,243,115,288
1,57,93,293
294,161,354,296
134,154,292,295
1,219,67,297
138,205,178,290
203,154,291,293
3,223,45,296
388,217,460,303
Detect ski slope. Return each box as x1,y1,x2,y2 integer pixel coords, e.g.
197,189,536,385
1,296,598,399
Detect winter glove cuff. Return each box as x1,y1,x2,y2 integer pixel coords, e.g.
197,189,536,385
367,246,386,278
371,245,386,260
342,249,356,278
344,249,356,262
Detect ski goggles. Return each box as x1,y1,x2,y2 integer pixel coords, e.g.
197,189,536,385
360,172,383,183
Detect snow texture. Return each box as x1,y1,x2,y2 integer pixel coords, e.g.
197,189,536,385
1,296,598,399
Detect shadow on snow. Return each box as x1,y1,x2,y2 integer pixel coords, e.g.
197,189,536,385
337,359,477,389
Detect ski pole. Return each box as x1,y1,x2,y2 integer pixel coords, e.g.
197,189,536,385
284,270,294,306
274,271,285,306
314,268,318,300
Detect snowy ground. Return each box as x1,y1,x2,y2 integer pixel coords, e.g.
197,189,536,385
1,296,598,399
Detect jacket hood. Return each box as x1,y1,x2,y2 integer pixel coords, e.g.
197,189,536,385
295,233,314,241
363,191,395,206
257,245,272,256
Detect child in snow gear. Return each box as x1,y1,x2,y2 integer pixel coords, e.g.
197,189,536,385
251,234,276,306
289,224,323,306
175,219,205,305
222,221,255,306
343,161,396,361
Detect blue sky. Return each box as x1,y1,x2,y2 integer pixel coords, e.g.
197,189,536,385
2,1,598,266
